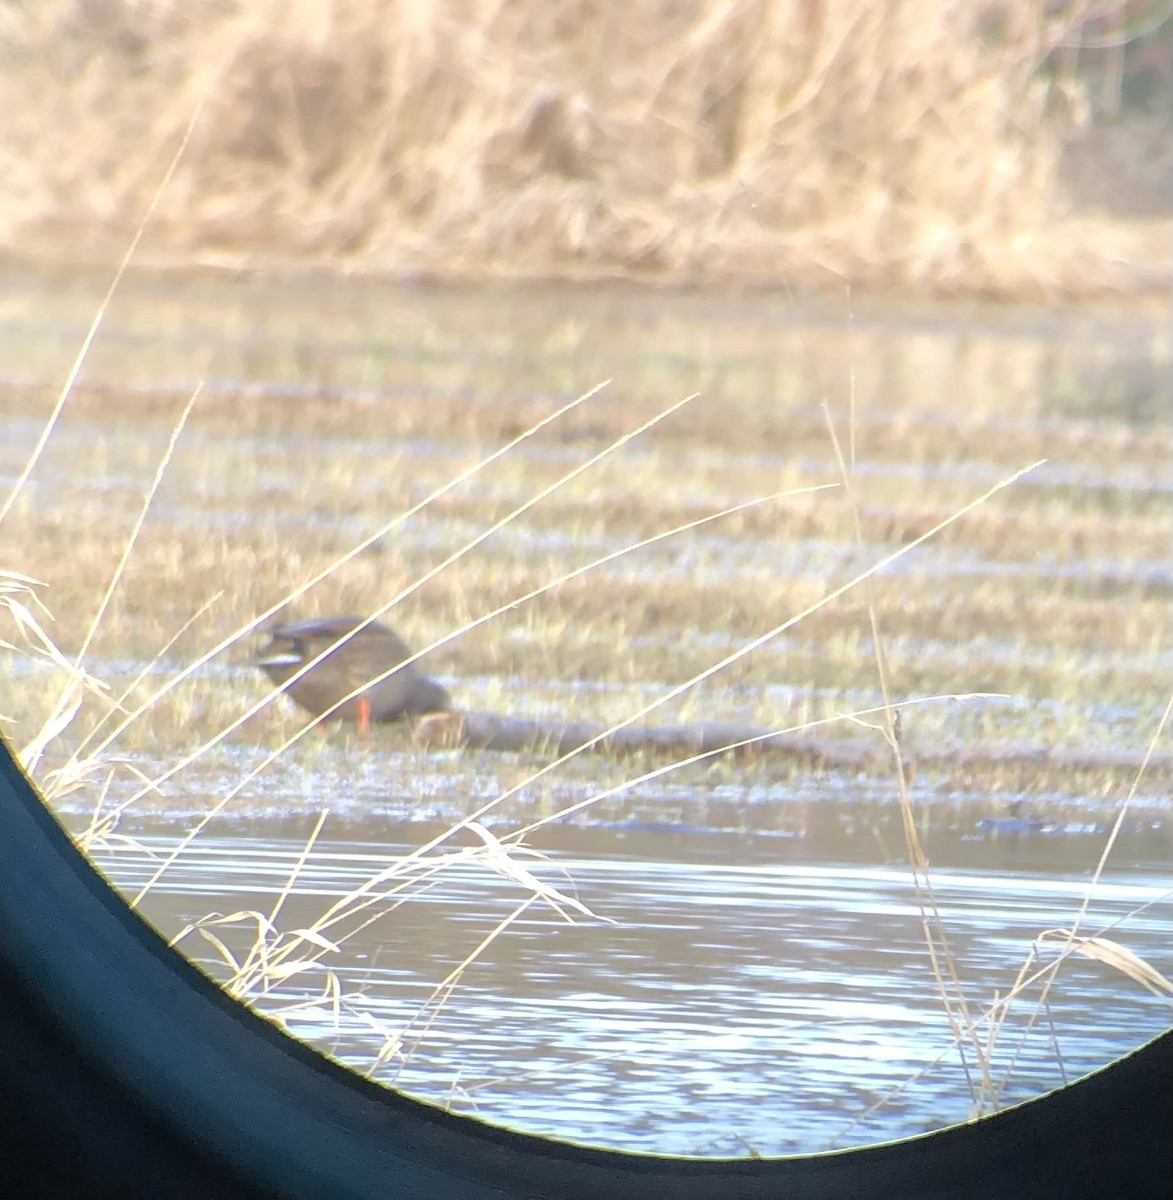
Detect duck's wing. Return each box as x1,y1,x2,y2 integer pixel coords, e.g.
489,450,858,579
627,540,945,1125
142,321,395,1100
268,615,367,641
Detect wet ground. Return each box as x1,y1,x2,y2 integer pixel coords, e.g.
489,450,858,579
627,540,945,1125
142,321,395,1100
1,268,1170,1154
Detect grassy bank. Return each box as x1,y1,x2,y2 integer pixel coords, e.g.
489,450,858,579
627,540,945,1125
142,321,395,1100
0,0,1169,296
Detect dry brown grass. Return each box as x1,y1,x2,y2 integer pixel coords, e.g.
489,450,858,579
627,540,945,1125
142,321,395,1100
0,0,1168,296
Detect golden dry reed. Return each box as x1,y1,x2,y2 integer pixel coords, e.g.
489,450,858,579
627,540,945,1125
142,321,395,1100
0,0,1166,295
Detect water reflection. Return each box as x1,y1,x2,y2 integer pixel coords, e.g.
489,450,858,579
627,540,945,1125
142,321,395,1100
92,821,1172,1157
0,268,1168,427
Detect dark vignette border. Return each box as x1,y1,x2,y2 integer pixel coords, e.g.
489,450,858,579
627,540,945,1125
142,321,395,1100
1,733,1169,1199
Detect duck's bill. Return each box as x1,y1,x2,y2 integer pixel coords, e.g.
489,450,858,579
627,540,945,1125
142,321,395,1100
254,650,304,667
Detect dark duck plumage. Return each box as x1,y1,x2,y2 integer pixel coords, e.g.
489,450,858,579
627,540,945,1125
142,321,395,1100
254,616,450,731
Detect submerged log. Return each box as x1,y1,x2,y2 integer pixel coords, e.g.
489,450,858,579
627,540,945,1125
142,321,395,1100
414,710,1173,779
415,710,880,768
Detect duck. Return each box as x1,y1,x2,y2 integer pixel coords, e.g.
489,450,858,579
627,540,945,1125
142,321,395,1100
254,615,451,732
975,798,1055,837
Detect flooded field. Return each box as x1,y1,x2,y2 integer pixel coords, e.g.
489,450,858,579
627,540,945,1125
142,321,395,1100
1,268,1170,1154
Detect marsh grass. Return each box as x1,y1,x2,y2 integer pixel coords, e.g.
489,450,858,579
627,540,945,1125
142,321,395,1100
818,391,1164,1116
4,371,1169,758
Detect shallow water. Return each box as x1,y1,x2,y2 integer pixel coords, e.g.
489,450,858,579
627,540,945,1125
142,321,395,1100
1,271,1168,426
90,821,1172,1157
2,268,1171,1155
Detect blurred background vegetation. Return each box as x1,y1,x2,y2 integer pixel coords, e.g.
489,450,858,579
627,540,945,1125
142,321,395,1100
0,0,1169,297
